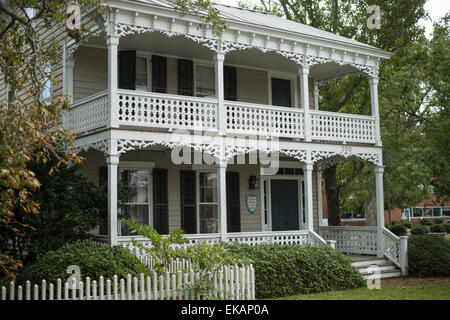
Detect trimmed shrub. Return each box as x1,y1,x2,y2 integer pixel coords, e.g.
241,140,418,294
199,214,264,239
226,243,364,298
17,239,148,285
411,224,429,235
434,218,444,224
390,223,407,236
430,223,446,233
401,220,412,229
444,223,450,233
421,219,433,226
408,235,450,277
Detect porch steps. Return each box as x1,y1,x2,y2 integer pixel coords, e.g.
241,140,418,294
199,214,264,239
349,256,402,279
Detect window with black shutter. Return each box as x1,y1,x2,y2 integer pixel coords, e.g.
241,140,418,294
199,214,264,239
180,170,196,234
226,171,241,232
271,78,292,107
118,50,136,90
153,168,169,235
224,66,237,101
152,55,167,93
178,59,194,96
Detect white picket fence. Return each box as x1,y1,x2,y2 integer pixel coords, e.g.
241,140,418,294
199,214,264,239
1,259,255,300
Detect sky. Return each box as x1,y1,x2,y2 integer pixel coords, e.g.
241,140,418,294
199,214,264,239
216,0,450,38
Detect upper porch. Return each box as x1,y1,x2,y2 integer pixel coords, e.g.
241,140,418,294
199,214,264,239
62,1,390,147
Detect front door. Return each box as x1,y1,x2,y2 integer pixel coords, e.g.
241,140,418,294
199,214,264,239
270,179,299,231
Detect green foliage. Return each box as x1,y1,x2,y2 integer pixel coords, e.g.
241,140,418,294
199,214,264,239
16,239,148,285
389,223,407,236
121,219,188,274
401,220,412,229
430,224,446,233
411,225,429,235
408,235,450,277
421,219,433,226
434,218,444,224
444,223,450,234
226,243,364,298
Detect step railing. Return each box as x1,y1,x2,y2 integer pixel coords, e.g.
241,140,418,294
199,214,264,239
382,227,408,275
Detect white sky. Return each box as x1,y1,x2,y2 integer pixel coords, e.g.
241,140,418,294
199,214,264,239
216,0,450,38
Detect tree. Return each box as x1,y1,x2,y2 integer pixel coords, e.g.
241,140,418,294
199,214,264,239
0,0,226,279
240,0,432,225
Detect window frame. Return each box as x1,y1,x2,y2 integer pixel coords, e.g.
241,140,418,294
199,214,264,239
117,161,155,236
195,169,219,234
194,62,216,98
267,71,298,108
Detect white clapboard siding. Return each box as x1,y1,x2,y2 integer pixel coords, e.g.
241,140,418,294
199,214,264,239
1,261,255,301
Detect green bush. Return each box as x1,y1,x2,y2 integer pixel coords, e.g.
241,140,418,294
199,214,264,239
430,223,446,233
390,223,407,236
401,220,412,229
408,235,450,277
434,218,444,224
444,223,450,233
421,219,433,226
226,243,364,298
411,224,429,235
17,239,148,285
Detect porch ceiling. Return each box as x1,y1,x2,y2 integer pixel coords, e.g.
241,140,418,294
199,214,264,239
85,32,361,79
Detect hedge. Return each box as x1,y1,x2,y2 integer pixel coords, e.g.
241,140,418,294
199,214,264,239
17,239,149,285
408,235,450,277
226,243,364,298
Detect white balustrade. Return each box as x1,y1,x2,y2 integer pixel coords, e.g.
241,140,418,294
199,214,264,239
117,90,218,131
226,101,304,138
66,90,109,134
319,226,378,255
310,110,376,143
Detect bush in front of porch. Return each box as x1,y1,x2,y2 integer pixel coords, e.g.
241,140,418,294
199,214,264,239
226,243,364,299
408,234,450,277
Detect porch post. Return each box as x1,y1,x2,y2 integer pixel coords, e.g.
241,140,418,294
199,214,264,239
217,159,227,241
65,56,75,103
299,66,311,141
369,76,382,146
313,81,319,110
375,165,385,258
214,52,226,135
107,143,120,246
303,162,314,231
107,35,120,128
317,169,324,227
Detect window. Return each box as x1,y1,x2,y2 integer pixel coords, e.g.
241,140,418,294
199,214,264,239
196,65,215,98
135,56,148,91
198,172,218,233
271,77,292,107
413,207,423,217
119,168,151,236
443,207,450,217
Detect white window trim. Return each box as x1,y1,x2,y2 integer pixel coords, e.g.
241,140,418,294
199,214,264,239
194,61,215,98
195,169,219,234
268,70,298,108
117,161,155,236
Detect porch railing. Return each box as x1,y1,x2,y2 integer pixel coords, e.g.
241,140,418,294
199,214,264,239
66,90,377,144
319,226,408,275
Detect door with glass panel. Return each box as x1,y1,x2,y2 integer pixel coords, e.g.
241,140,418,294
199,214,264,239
197,171,218,233
119,168,151,236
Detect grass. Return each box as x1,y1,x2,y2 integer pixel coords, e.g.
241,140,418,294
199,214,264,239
272,281,450,300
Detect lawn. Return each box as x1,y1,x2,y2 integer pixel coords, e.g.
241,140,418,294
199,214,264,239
272,277,450,300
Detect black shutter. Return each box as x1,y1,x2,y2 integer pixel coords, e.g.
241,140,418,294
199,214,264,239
152,55,167,93
271,78,291,107
226,171,241,232
99,166,108,235
224,66,237,101
180,170,196,234
153,168,169,235
178,59,194,96
118,50,136,90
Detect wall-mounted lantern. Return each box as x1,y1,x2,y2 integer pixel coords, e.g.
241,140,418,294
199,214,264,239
249,175,259,190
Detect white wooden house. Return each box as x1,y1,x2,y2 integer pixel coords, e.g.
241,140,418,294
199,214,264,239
50,1,407,274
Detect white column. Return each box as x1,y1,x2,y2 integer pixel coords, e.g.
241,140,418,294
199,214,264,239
303,162,314,231
369,76,382,146
107,153,120,246
317,169,324,227
313,81,319,110
65,57,75,103
217,159,227,241
375,165,385,258
214,52,226,135
299,66,311,141
107,35,120,128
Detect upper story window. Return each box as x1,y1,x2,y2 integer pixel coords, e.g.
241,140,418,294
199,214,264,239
271,77,292,107
135,56,148,91
196,65,215,98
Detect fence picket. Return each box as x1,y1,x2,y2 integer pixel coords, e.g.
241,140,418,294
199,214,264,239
120,278,125,300
113,275,118,300
18,285,23,300
92,280,97,300
57,279,61,300
99,276,104,300
49,283,54,300
9,282,14,300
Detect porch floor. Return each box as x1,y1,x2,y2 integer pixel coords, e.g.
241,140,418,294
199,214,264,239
346,254,381,262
